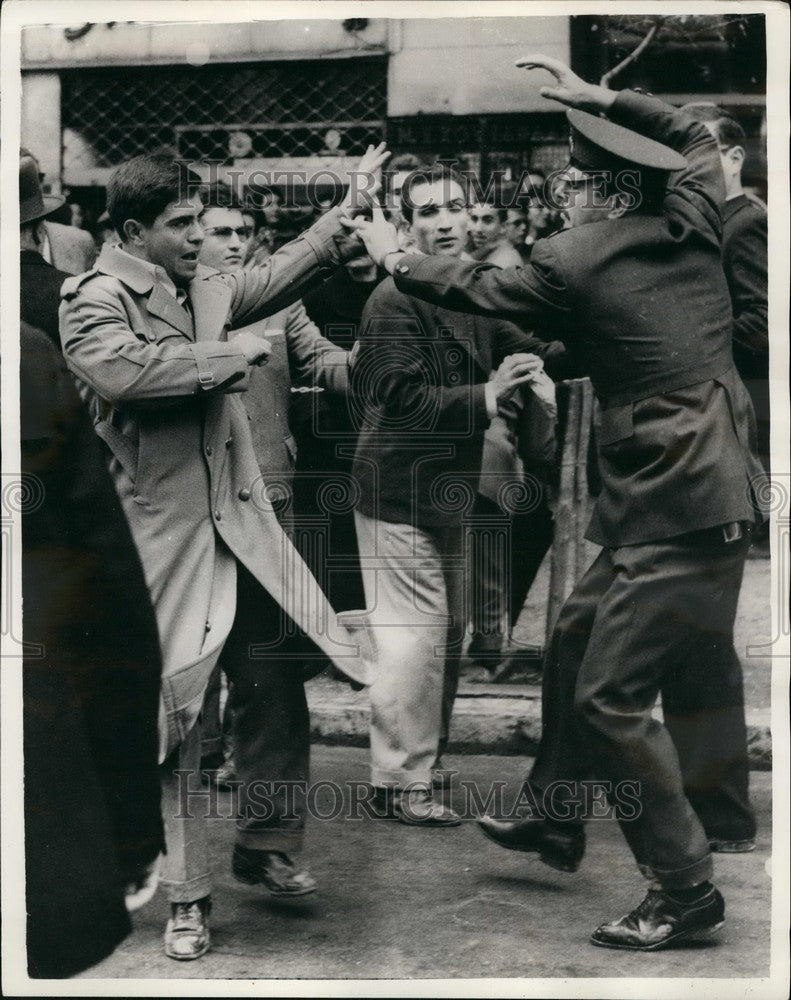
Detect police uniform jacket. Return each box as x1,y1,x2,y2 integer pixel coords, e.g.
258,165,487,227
59,215,369,760
390,90,764,546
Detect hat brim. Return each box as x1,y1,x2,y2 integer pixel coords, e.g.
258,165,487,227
20,193,66,225
567,109,688,172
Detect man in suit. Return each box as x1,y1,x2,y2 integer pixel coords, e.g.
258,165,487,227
197,184,351,817
19,152,71,345
351,163,558,825
347,56,764,950
20,148,97,275
59,148,383,960
683,105,769,471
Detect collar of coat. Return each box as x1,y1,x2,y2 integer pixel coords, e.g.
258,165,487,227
96,243,220,294
95,243,231,342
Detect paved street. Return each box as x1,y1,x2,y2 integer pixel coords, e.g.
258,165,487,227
81,746,773,983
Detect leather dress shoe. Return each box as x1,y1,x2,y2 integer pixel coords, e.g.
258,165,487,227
477,814,585,873
590,886,725,951
164,896,212,961
232,846,317,896
396,788,461,827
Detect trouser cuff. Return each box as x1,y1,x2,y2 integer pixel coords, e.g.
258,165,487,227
638,853,713,890
160,872,213,904
235,829,304,853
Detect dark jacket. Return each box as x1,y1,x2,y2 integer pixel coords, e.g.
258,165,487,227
390,90,764,546
20,322,163,977
20,249,70,346
352,280,562,529
722,194,768,380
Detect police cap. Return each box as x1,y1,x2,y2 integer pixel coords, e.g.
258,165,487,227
567,108,687,174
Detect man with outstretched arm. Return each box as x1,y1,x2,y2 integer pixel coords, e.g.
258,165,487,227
346,56,765,952
60,144,385,960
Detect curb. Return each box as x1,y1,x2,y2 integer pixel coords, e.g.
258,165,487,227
307,680,772,770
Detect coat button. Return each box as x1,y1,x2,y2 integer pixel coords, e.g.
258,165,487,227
205,621,212,632
238,488,251,501
147,332,157,342
225,437,233,449
214,509,222,520
205,444,213,456
395,263,409,275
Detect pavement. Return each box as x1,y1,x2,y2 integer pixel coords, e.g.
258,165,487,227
75,552,778,985
80,746,774,983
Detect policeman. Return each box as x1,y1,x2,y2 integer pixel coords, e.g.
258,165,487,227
346,54,765,951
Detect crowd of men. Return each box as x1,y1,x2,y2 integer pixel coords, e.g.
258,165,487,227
18,53,768,976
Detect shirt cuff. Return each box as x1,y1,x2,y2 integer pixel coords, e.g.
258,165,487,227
484,382,498,420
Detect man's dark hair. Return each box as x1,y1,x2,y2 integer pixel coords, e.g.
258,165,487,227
399,163,469,225
469,187,509,223
200,181,244,213
107,154,202,239
682,105,746,149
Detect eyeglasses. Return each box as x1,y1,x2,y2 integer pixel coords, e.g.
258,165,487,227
202,226,254,240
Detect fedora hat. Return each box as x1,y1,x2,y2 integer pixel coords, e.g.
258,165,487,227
20,154,65,225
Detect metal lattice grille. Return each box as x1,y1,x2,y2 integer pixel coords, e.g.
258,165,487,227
62,59,387,171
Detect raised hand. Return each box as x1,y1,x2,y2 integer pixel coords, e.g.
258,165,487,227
515,53,616,113
343,141,391,215
340,201,400,266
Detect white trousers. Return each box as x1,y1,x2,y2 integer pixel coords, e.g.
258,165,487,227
354,511,465,788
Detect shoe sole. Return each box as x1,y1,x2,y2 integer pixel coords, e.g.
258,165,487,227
395,811,461,828
590,920,725,951
477,823,580,873
232,870,317,896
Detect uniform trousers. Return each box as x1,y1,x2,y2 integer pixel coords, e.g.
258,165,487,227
529,527,751,889
354,510,466,788
159,562,310,903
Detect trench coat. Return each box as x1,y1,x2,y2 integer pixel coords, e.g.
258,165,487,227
60,215,370,761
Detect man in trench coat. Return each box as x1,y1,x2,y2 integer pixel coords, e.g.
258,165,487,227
59,148,383,960
347,57,765,950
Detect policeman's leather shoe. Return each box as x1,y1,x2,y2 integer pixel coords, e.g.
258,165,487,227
395,788,461,827
590,886,725,951
232,846,317,896
477,815,585,873
164,897,212,961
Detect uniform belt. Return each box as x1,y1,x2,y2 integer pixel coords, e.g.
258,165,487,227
599,359,734,409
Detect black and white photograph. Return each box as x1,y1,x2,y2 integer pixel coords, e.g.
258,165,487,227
1,2,788,995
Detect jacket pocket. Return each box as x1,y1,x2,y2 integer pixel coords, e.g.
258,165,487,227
598,403,634,446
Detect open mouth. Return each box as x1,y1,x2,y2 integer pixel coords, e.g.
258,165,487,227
181,252,199,262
